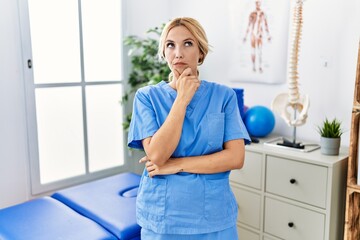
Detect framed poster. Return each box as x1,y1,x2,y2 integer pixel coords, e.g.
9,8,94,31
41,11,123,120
228,0,290,84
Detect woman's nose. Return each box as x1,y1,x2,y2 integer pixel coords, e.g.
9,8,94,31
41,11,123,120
175,48,183,59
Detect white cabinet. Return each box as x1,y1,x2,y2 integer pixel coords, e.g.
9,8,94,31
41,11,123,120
266,156,328,208
232,187,261,229
264,197,325,240
230,138,348,240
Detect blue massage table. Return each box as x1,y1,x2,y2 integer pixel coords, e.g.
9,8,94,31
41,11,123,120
0,172,141,240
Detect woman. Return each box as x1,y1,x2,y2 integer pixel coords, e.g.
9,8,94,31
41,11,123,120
128,17,250,240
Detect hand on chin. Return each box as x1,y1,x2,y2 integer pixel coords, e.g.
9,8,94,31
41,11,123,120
173,65,189,76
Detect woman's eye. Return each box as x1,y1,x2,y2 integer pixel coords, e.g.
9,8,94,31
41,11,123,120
166,43,174,48
184,41,193,47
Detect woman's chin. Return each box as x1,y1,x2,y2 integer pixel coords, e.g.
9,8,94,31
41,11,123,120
173,66,187,74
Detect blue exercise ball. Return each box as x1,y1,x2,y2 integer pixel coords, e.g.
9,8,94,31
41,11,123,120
244,105,275,137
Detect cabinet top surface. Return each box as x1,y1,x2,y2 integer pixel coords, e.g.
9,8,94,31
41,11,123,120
246,136,348,166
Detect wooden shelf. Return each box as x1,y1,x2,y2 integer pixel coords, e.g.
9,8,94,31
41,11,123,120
348,179,360,191
347,111,359,186
344,40,360,240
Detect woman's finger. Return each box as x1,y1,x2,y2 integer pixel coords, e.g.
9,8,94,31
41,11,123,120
179,67,192,78
139,156,150,163
147,165,156,172
147,168,157,178
173,69,181,79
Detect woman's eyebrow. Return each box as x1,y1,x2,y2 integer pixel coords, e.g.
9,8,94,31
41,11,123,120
183,38,195,42
165,38,195,43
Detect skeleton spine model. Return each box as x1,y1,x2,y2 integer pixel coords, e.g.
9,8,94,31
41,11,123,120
272,0,309,127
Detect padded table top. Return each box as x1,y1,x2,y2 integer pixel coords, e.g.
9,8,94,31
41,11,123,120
52,172,141,240
0,196,117,240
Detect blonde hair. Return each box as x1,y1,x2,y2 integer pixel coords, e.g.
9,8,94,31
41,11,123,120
158,17,210,66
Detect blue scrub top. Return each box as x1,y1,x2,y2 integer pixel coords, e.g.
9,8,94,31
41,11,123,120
128,80,250,234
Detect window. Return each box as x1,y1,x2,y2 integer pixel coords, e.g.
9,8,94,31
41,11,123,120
19,0,128,194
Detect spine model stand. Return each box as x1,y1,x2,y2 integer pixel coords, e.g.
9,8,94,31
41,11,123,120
271,0,309,148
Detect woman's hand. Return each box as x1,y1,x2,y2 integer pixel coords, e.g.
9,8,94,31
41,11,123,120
139,156,183,177
174,68,200,106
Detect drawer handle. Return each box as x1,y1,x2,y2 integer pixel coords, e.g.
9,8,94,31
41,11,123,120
288,222,294,228
289,178,296,184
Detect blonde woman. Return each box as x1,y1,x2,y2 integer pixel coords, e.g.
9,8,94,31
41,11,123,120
128,17,250,240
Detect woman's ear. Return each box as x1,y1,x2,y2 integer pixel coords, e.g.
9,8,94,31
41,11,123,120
198,52,205,63
198,54,203,64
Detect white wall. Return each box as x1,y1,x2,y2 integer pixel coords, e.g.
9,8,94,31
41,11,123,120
165,0,360,146
0,0,30,208
0,0,359,208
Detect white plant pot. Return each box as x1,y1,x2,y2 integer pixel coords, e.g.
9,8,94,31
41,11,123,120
320,137,341,155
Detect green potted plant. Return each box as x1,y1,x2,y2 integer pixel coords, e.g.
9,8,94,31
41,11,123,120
122,23,170,131
317,118,344,155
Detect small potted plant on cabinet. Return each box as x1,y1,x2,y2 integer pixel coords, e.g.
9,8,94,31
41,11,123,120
317,118,344,155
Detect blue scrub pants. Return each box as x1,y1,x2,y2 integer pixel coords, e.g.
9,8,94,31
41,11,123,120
141,225,238,240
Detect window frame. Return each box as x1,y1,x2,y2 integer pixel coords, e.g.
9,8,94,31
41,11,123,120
18,0,130,195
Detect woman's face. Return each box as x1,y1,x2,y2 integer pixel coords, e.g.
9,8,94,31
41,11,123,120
164,26,202,77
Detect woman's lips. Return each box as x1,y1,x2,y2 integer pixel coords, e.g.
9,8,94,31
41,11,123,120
174,62,186,66
173,62,187,72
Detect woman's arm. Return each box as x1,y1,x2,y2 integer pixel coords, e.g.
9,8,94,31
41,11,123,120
142,68,200,167
141,139,245,177
141,98,187,167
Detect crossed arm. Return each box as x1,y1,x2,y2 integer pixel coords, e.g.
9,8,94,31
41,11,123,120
141,138,245,177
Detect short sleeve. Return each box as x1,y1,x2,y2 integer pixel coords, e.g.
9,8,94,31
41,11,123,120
224,90,251,145
127,89,159,150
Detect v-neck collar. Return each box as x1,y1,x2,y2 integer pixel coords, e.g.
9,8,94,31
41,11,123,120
161,80,207,111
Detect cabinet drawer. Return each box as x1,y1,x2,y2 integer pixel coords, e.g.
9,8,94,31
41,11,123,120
237,225,260,240
264,197,325,240
232,186,261,229
266,156,328,208
230,151,262,189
